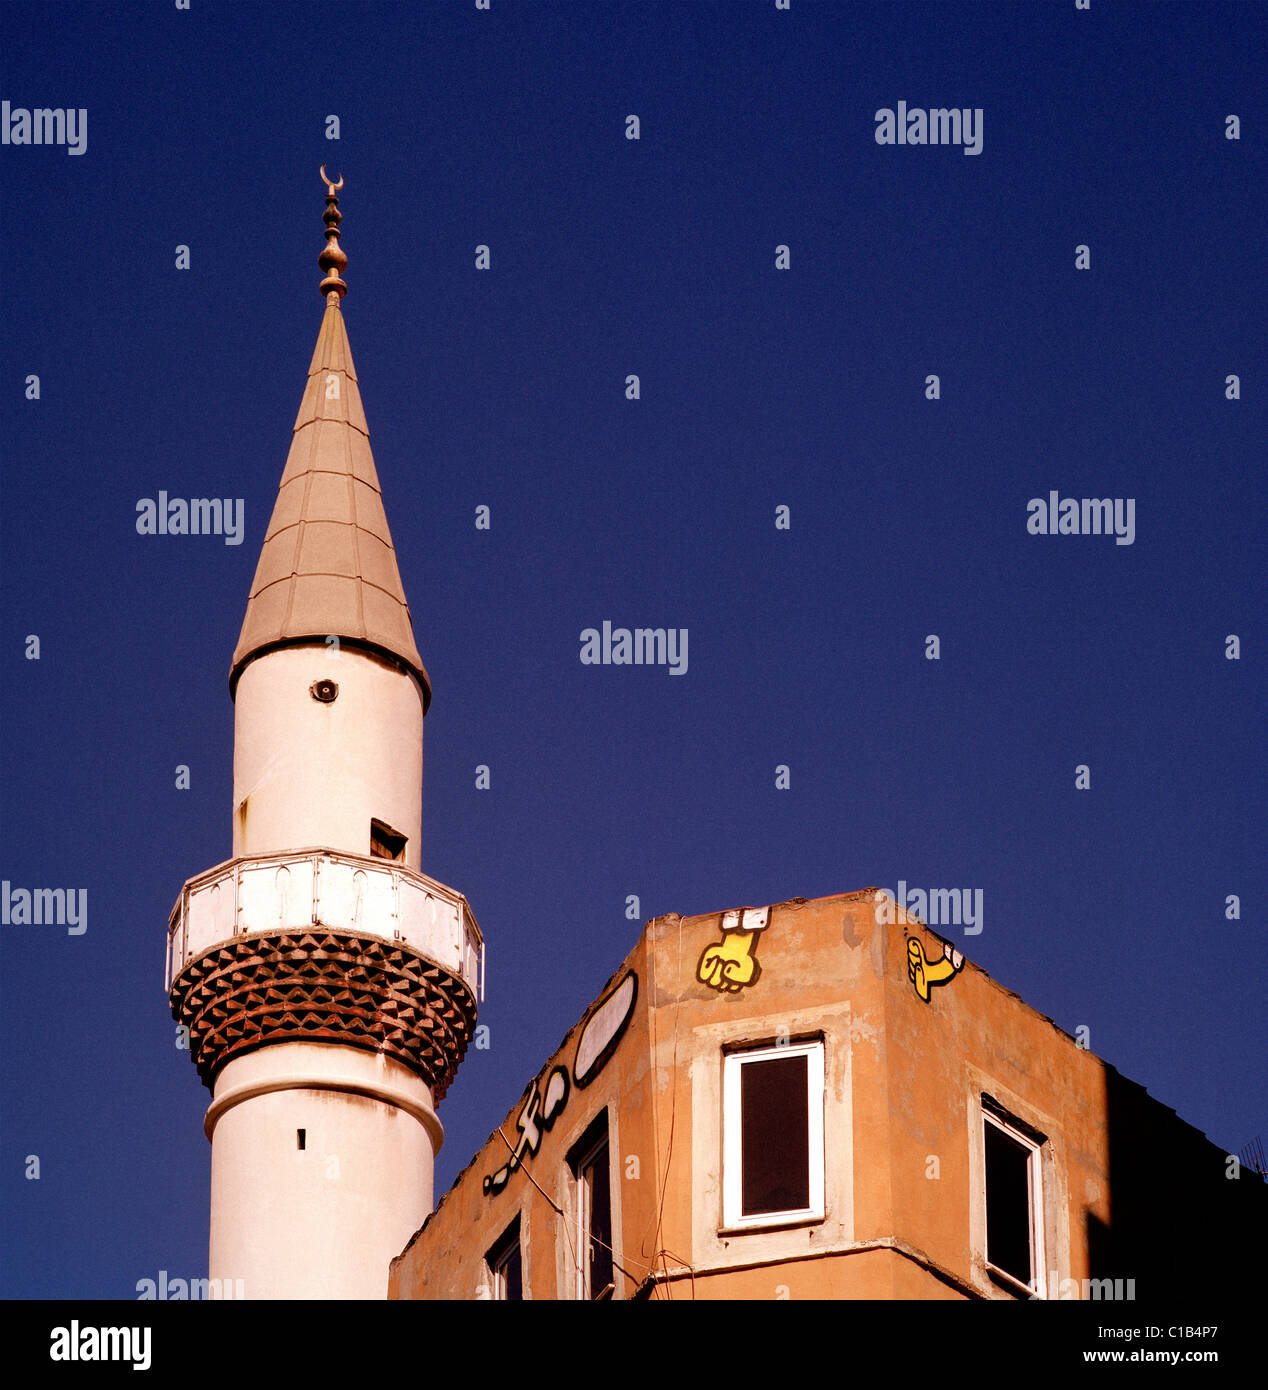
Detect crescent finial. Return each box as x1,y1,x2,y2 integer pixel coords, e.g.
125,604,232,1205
318,169,348,300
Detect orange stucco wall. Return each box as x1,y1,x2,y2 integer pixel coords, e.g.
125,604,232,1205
390,889,1263,1300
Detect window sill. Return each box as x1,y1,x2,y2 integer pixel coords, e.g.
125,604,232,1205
987,1263,1041,1299
719,1210,826,1237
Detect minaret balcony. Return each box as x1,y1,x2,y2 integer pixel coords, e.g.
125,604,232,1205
166,849,483,1000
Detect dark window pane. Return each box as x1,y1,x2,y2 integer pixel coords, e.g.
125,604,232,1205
741,1054,809,1215
370,819,406,860
586,1144,613,1297
985,1120,1032,1284
487,1218,521,1302
500,1244,522,1301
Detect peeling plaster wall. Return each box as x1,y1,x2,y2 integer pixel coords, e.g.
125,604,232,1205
390,932,654,1300
390,889,1266,1301
392,893,882,1299
878,900,1264,1300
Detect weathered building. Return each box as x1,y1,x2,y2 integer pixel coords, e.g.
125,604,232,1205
391,891,1262,1300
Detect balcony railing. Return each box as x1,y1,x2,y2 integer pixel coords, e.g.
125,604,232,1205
167,849,483,999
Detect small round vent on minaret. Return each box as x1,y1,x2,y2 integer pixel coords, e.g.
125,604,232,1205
310,679,339,703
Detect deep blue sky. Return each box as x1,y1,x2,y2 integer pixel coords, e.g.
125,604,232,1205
2,1,1264,1298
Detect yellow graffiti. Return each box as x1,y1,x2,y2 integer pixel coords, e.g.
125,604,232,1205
907,936,963,1002
698,928,761,993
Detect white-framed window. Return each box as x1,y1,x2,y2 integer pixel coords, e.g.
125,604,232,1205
722,1039,825,1229
485,1217,522,1301
568,1114,614,1300
982,1099,1046,1296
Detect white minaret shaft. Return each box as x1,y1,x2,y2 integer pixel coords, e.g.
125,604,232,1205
167,174,481,1299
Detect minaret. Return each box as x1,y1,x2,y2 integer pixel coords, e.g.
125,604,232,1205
166,171,482,1299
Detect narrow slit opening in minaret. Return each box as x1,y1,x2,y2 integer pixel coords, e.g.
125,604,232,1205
370,819,407,861
297,1130,306,1151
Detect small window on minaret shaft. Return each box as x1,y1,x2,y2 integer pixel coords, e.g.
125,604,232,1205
370,819,407,861
297,1130,306,1151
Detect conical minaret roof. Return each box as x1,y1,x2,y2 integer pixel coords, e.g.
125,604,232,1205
230,172,430,706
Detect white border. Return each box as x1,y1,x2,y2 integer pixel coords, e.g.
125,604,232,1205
722,1040,826,1230
573,1129,615,1299
982,1105,1046,1296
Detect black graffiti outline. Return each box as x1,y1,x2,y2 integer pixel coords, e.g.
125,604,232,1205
573,971,638,1089
483,973,638,1197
